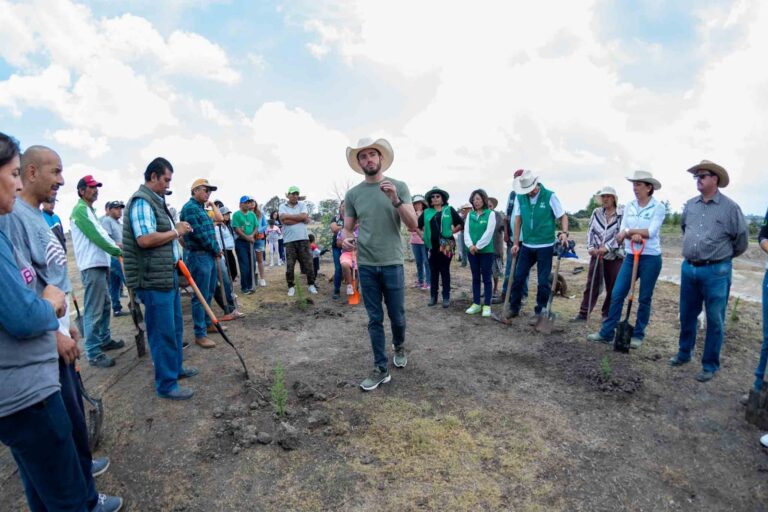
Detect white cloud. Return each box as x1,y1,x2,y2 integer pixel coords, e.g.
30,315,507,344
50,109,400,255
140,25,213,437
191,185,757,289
50,128,110,158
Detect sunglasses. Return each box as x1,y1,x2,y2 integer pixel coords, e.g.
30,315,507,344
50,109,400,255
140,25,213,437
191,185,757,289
694,173,714,180
430,194,443,198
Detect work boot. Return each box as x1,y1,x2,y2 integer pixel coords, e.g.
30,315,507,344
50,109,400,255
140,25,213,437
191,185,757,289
179,367,199,379
428,296,437,307
695,370,715,382
195,337,216,349
630,337,644,349
113,310,129,318
158,387,195,401
442,298,450,308
101,339,125,351
587,332,610,343
88,353,115,368
667,355,690,367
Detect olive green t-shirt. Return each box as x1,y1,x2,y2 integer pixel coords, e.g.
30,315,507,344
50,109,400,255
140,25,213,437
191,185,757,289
344,177,411,266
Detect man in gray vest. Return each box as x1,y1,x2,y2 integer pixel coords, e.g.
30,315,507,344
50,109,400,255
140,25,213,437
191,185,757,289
123,158,196,400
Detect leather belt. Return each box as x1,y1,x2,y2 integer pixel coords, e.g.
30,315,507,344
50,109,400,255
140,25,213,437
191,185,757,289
687,258,727,267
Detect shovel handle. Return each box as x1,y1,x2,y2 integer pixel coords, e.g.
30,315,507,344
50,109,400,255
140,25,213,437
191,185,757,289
177,260,220,325
631,239,645,259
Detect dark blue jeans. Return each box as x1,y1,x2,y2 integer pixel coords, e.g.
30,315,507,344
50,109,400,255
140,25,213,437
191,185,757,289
136,280,184,395
675,259,731,373
501,245,528,299
599,254,662,341
411,243,430,285
468,252,494,306
81,267,113,360
754,271,768,390
509,245,553,315
186,250,216,338
332,245,342,293
235,239,253,291
0,391,89,511
359,265,406,370
109,257,124,313
59,360,98,510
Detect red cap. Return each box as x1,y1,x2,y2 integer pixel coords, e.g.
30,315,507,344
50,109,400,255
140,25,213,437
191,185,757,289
77,175,102,189
514,169,525,178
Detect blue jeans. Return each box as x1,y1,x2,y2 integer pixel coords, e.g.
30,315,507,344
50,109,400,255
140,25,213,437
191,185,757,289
109,257,124,313
501,245,528,299
185,251,216,338
81,267,113,360
411,243,430,285
754,271,768,390
235,239,253,291
0,391,89,511
509,245,553,315
136,279,184,395
359,265,406,370
599,254,662,341
332,245,343,293
468,252,494,306
59,361,98,509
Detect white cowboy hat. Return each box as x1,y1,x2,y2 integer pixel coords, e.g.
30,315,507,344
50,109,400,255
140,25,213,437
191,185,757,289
626,170,661,190
513,170,539,194
595,186,618,203
686,160,729,188
346,137,394,174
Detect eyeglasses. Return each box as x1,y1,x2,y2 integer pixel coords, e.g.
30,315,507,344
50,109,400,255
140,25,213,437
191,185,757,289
694,173,714,180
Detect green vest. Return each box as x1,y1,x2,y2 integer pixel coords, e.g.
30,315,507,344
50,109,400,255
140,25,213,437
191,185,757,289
423,207,454,251
123,184,177,290
518,185,556,246
467,209,494,254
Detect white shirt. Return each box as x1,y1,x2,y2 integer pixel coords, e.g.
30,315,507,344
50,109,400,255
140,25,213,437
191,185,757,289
619,197,666,256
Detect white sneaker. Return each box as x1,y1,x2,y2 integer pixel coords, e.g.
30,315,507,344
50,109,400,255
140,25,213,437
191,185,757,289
308,285,318,295
346,284,354,295
259,279,267,287
762,433,768,448
287,287,296,297
269,264,274,267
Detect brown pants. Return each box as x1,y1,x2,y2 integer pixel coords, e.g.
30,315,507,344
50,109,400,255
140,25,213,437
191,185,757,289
578,256,623,319
285,240,315,288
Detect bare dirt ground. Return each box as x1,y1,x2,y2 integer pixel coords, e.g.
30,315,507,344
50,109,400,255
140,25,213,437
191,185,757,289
2,232,767,511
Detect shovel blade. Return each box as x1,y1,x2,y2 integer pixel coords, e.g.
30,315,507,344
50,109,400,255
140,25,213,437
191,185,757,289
614,321,632,353
348,280,360,305
535,311,557,334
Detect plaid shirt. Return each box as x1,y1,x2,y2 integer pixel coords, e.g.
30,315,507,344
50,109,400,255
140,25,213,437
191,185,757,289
129,197,180,262
180,198,220,255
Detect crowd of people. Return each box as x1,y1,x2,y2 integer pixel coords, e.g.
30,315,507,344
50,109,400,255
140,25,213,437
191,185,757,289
0,130,766,510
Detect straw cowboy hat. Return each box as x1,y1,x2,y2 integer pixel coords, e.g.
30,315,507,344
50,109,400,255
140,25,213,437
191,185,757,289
411,194,428,208
346,137,394,174
513,170,539,195
686,160,729,188
425,186,450,205
626,170,661,190
595,186,618,203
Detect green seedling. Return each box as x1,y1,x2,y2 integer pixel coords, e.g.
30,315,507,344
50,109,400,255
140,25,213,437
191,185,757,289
271,362,288,417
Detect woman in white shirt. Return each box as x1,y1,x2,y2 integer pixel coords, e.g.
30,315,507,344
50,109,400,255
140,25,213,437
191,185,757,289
588,171,666,349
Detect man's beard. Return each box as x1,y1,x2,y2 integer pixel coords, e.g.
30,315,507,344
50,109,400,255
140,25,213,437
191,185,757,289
362,162,381,176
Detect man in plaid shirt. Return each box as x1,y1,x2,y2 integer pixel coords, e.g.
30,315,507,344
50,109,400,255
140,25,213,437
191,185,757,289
180,178,223,349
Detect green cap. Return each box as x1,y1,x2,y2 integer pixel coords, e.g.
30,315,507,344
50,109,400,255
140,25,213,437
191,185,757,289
287,186,300,195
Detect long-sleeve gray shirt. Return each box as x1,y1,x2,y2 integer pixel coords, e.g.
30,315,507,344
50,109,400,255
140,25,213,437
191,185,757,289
681,191,748,261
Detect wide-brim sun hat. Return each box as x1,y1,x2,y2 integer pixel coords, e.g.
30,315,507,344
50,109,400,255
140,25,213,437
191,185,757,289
514,170,539,195
686,160,729,188
425,186,449,206
346,137,394,174
626,170,661,190
595,186,618,203
411,194,428,208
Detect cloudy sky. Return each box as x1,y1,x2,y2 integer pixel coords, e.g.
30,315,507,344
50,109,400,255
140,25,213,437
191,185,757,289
1,0,766,228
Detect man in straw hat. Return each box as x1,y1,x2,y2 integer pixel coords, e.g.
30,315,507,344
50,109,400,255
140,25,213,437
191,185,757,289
668,161,748,382
279,185,317,297
507,170,569,323
342,137,417,391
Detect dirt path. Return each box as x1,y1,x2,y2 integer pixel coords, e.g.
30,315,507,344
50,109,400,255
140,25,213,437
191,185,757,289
2,250,767,511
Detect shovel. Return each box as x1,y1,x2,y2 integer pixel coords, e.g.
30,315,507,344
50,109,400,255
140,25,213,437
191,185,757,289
614,240,644,353
218,226,243,316
585,254,603,326
491,251,517,324
75,362,104,452
118,257,146,358
348,250,360,305
72,293,85,338
536,240,574,334
177,260,251,380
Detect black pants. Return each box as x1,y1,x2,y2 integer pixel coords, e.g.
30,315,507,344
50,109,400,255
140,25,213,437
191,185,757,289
429,249,452,300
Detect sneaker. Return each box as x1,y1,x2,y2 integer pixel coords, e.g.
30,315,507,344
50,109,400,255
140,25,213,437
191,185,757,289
481,305,491,318
158,386,195,400
101,339,125,351
308,285,318,295
219,313,238,322
442,298,450,308
243,289,255,295
393,346,407,368
420,283,430,291
195,337,216,349
667,355,690,367
740,393,750,406
465,304,482,315
91,493,123,512
629,337,644,350
696,370,715,382
91,457,110,478
88,354,115,368
112,310,129,318
179,367,199,379
182,340,190,350
587,332,609,343
231,309,245,319
360,367,391,391
412,280,421,288
287,287,296,297
570,315,587,323
428,297,437,306
346,284,354,296
259,279,267,287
